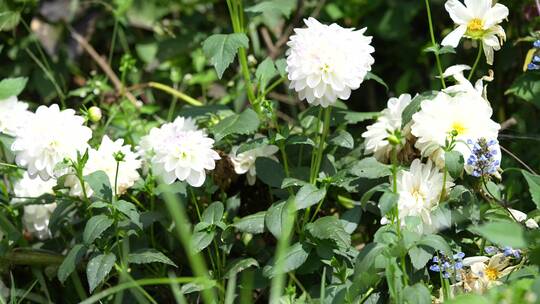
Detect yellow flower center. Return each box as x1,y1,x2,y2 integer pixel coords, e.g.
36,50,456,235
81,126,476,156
484,266,499,281
451,121,467,136
411,187,425,203
468,18,484,32
320,64,331,73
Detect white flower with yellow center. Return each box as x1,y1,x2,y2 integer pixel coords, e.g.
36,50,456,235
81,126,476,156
462,253,516,293
65,135,141,197
362,94,412,162
411,92,500,168
230,144,279,185
11,104,92,181
140,117,220,187
0,96,32,136
382,159,454,226
442,0,509,65
286,17,375,107
12,172,57,240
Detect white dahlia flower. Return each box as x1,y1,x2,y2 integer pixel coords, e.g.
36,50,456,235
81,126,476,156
230,144,279,185
286,17,375,107
65,135,141,197
382,159,454,226
12,172,56,240
442,0,509,65
11,104,92,181
411,92,500,168
0,96,32,136
362,94,412,162
140,117,220,187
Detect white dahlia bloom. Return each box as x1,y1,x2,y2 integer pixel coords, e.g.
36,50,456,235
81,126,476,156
362,94,412,162
286,17,375,107
442,0,509,65
140,117,220,187
381,159,453,226
442,64,493,98
11,104,92,180
411,92,500,168
230,144,279,185
65,135,141,197
12,172,56,240
0,96,32,136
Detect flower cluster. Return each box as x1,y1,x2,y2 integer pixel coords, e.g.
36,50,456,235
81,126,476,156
429,252,465,279
442,0,509,65
465,138,501,177
528,40,540,70
139,117,220,187
484,246,521,259
286,17,375,107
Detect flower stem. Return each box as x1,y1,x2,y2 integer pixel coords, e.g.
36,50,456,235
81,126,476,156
468,43,483,81
439,165,448,204
424,0,446,89
310,107,332,184
148,82,203,106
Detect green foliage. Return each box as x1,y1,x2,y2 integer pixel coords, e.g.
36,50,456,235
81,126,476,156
202,33,249,79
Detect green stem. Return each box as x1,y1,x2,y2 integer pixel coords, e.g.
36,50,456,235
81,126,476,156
424,0,446,89
0,251,64,266
439,166,448,204
71,272,88,300
468,43,483,81
148,82,203,106
311,107,332,184
391,147,408,286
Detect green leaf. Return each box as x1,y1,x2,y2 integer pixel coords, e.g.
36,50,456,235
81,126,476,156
333,109,378,125
245,0,296,18
86,253,116,293
83,215,114,244
408,245,434,270
470,221,527,248
329,130,354,149
365,72,388,91
58,244,87,284
0,77,28,99
403,283,431,304
350,157,391,179
211,109,260,142
506,73,540,106
445,150,464,179
378,191,398,216
255,57,278,92
233,211,266,234
113,200,141,229
0,11,21,32
191,230,215,253
224,258,259,278
418,234,452,255
294,184,326,210
202,202,224,225
266,242,310,277
522,170,540,209
355,243,386,272
255,157,285,188
84,171,112,201
306,216,351,249
445,294,490,304
401,91,437,128
265,200,294,238
128,249,177,267
340,206,362,234
275,59,287,77
202,33,249,79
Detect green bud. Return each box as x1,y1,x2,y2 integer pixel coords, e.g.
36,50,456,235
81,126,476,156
113,151,126,162
387,134,401,146
88,106,102,122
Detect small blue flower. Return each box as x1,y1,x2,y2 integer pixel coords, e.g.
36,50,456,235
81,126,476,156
485,246,498,255
443,272,451,279
466,138,501,177
455,261,463,270
534,56,540,63
529,63,540,71
432,256,439,263
453,252,465,260
430,264,440,272
534,40,540,48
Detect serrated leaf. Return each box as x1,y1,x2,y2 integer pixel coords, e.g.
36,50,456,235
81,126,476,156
83,215,114,244
445,150,464,179
245,0,296,18
350,157,391,179
523,170,540,209
224,258,259,278
306,216,351,249
470,221,527,248
0,77,28,99
128,249,177,267
202,33,249,79
211,109,260,142
113,200,141,229
403,283,431,304
201,202,224,225
84,171,112,201
294,184,326,210
58,244,87,284
408,245,434,270
233,211,266,234
87,253,116,293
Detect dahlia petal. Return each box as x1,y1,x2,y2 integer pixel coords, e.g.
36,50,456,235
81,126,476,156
441,24,467,47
